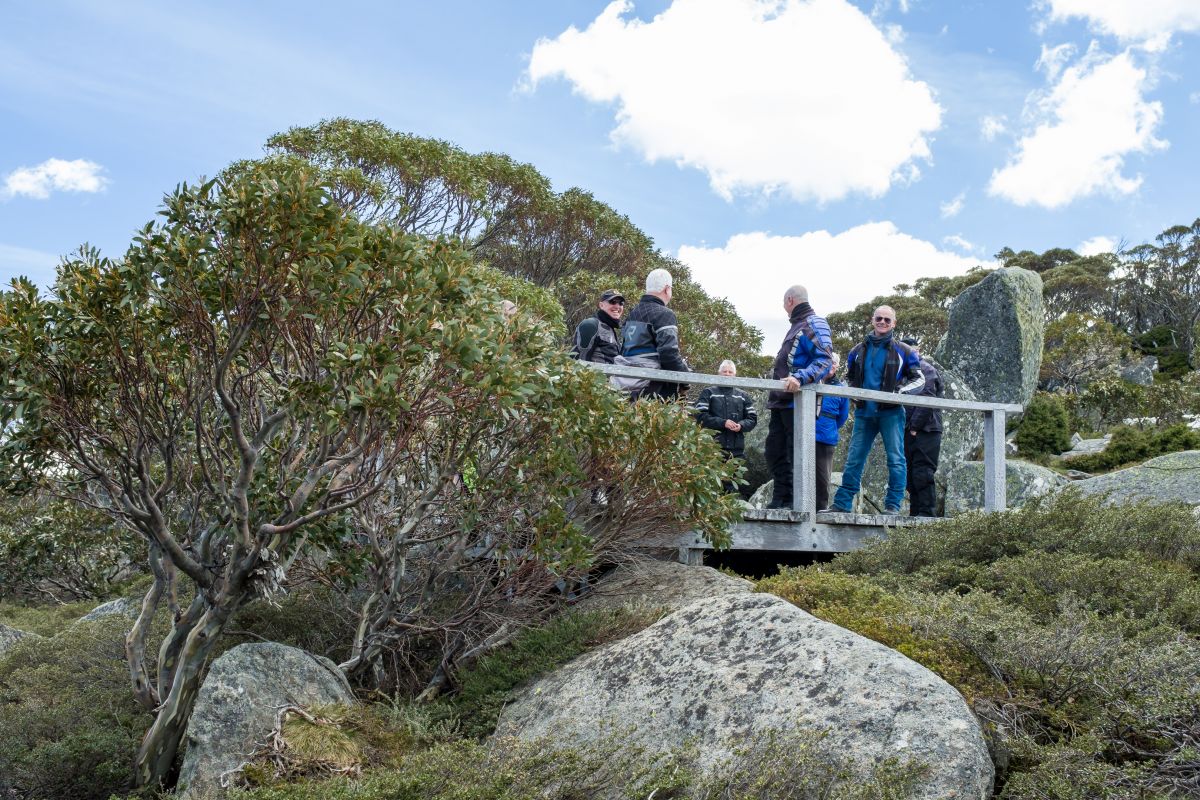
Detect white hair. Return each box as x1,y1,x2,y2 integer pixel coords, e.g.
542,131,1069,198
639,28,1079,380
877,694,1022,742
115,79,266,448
784,284,809,304
718,360,736,374
645,268,673,293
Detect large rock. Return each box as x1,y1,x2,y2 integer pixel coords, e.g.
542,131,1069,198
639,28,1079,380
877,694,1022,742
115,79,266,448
1119,356,1158,386
1067,450,1200,506
0,623,39,658
79,596,140,623
574,560,751,614
178,643,355,796
944,459,1068,515
1060,433,1111,459
498,593,993,800
935,267,1044,407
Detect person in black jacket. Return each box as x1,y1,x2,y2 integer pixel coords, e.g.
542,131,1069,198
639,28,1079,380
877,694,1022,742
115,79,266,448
694,360,757,492
618,268,690,400
901,338,945,516
570,289,624,363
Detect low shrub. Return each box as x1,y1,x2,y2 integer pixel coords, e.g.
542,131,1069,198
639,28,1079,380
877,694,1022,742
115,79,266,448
760,491,1200,798
1013,394,1071,457
0,616,157,800
1065,423,1200,473
228,723,921,800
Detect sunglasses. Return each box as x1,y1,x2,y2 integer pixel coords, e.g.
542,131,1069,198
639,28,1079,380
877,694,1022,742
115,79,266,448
874,316,893,322
606,298,625,306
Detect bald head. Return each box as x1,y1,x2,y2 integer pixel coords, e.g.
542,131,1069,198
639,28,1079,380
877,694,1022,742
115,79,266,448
783,285,810,316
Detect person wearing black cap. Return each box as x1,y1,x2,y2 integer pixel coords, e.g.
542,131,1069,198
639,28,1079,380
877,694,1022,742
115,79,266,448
901,337,945,516
571,289,625,363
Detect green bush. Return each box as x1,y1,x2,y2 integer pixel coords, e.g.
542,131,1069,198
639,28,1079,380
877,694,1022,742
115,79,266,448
1014,393,1072,457
0,493,145,603
0,617,157,800
759,491,1200,798
1065,423,1200,473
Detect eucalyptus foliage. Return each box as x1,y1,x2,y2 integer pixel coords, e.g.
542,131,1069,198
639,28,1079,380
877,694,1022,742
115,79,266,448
0,159,741,789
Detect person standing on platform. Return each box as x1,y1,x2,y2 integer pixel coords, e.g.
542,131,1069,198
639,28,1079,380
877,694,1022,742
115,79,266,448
828,305,925,515
901,337,944,517
617,268,690,400
764,285,833,510
694,360,758,492
815,353,850,512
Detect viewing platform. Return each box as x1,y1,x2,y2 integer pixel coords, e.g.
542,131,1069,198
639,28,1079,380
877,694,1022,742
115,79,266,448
585,361,1022,562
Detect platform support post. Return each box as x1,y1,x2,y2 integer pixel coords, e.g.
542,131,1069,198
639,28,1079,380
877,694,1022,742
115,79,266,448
983,409,1007,512
792,389,818,520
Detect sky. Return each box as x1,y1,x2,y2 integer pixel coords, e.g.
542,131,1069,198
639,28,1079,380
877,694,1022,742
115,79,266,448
3,0,1200,351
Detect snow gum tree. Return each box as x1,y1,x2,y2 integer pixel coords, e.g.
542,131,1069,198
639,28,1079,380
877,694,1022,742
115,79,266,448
0,160,742,789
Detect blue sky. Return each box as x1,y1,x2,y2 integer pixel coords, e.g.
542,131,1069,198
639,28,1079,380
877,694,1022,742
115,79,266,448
3,0,1199,348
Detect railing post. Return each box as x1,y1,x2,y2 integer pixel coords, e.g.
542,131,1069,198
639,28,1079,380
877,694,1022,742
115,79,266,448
792,389,817,519
983,409,1007,512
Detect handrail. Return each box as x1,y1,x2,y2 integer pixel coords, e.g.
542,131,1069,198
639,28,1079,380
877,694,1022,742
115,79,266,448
581,361,1020,517
584,363,1023,414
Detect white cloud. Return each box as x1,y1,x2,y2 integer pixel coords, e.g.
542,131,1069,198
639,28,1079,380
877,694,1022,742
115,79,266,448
527,0,943,203
1190,90,1200,104
3,158,108,200
1043,0,1200,42
940,191,966,218
679,222,987,352
988,48,1166,209
1036,42,1076,81
980,115,1007,141
0,243,59,288
942,234,975,252
1077,235,1116,255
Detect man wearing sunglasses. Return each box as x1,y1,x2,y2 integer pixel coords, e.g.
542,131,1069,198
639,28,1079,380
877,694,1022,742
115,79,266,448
828,305,925,515
571,289,625,364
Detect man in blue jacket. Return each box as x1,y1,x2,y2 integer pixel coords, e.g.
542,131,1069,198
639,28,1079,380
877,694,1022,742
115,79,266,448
765,285,833,509
815,353,850,512
829,305,925,515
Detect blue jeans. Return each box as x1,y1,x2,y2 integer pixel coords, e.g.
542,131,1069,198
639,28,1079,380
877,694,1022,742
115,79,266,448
833,410,907,511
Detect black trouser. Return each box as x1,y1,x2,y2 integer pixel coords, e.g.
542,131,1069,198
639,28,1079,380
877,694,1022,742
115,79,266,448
905,430,942,516
816,442,834,511
765,409,794,505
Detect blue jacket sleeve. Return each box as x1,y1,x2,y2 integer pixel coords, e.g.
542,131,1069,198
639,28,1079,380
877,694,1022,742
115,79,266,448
835,396,849,429
791,334,833,385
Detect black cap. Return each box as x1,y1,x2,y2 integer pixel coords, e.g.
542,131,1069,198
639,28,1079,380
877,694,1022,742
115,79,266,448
900,337,920,347
599,289,625,303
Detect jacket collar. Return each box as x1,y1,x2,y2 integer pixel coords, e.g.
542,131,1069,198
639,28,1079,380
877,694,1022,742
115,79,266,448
789,302,814,323
596,308,621,328
639,294,665,307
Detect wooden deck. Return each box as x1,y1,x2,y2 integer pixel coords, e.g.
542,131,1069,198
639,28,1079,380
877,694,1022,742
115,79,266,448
676,509,935,563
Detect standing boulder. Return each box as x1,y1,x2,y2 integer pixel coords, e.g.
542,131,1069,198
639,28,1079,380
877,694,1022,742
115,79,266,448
178,643,355,796
944,459,1068,515
935,267,1044,406
498,593,993,800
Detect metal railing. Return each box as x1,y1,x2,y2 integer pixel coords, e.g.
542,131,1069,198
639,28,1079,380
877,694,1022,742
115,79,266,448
584,362,1022,519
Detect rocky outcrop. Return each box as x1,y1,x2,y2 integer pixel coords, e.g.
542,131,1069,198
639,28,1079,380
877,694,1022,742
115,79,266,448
0,623,39,658
1120,356,1157,386
79,596,139,623
1067,450,1200,506
575,560,751,614
178,643,355,796
935,267,1044,407
498,593,993,800
944,459,1068,515
1061,433,1111,459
